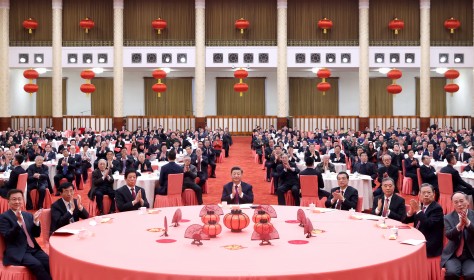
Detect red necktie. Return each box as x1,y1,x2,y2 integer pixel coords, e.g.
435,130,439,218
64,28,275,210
234,185,239,204
336,191,345,210
20,214,34,248
131,188,136,199
456,229,465,257
415,206,427,229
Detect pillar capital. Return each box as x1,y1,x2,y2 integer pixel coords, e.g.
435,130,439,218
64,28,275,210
420,0,430,9
195,0,205,9
114,0,124,9
52,0,62,9
0,0,9,9
359,0,369,9
277,0,287,9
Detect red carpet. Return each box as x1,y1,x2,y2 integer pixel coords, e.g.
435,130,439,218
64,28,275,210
203,136,277,205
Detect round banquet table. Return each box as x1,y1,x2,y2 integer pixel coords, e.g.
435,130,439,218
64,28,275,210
49,206,427,280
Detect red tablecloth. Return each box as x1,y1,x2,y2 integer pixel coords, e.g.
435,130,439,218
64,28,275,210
50,206,427,280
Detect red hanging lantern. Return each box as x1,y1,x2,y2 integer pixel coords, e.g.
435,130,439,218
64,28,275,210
387,69,402,84
387,84,402,94
223,208,250,232
202,221,222,238
234,82,249,97
79,17,95,34
152,82,167,98
444,83,459,94
317,82,331,95
201,211,220,224
317,68,331,82
152,18,167,35
318,18,333,34
234,69,248,83
254,219,274,235
252,210,271,223
235,18,250,34
80,70,95,83
152,69,167,83
444,69,460,81
80,83,96,95
388,18,404,35
23,69,39,84
23,18,38,34
24,84,38,95
444,17,461,34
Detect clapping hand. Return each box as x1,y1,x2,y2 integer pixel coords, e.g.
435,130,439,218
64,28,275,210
409,199,420,215
33,209,42,223
383,172,388,178
377,198,383,212
77,195,83,211
332,190,343,201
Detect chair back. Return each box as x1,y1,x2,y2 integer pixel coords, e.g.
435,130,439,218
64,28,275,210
167,173,184,196
416,168,423,186
0,234,4,260
300,175,318,197
17,173,28,201
356,197,363,212
40,209,52,244
402,160,407,176
437,173,453,195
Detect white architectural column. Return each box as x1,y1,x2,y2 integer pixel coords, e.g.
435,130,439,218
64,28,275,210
195,0,206,128
277,0,288,128
0,0,9,130
420,0,430,130
358,0,369,130
113,0,124,129
52,0,63,129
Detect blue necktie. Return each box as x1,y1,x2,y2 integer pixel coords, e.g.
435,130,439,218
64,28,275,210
63,158,68,175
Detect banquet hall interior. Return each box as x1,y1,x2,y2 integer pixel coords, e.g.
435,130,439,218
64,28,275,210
1,0,474,279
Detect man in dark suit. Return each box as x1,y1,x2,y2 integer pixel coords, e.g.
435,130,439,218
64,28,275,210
264,139,276,181
375,154,399,196
440,154,474,195
404,150,420,195
50,182,89,235
434,141,452,162
103,150,120,174
404,183,444,258
89,159,116,215
352,152,378,181
26,156,51,210
371,177,406,222
202,139,217,178
134,153,153,173
69,145,83,188
325,172,359,210
420,155,440,200
182,156,203,205
53,148,76,195
191,148,208,190
41,144,56,161
95,141,110,161
329,145,346,164
276,154,300,206
0,155,27,198
156,150,183,195
299,157,330,199
455,145,471,164
442,192,474,280
221,166,254,204
117,148,135,174
0,189,51,280
115,169,150,212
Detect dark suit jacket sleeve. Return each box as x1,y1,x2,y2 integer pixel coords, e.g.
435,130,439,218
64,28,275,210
317,174,325,190
444,212,463,243
74,199,89,220
416,204,444,230
240,184,254,204
325,188,336,208
139,187,150,208
420,166,437,182
388,196,407,222
50,201,74,233
115,187,132,212
453,170,473,189
342,188,358,210
0,213,23,242
221,184,233,204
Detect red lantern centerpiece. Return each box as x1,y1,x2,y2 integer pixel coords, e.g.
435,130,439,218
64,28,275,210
202,220,222,238
23,69,39,84
318,18,333,34
387,84,402,94
252,210,271,223
201,211,220,224
388,18,404,35
316,68,332,95
24,84,38,95
387,69,402,84
152,18,167,35
235,18,250,34
444,17,461,34
223,207,250,232
254,219,275,246
23,18,38,34
80,17,95,34
152,83,167,98
80,83,96,96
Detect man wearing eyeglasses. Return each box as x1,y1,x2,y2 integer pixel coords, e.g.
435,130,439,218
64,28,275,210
371,177,406,222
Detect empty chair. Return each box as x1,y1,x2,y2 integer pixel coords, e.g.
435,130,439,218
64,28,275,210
300,175,326,207
356,197,364,212
401,161,413,195
182,189,198,206
39,209,52,253
437,173,454,214
154,173,184,208
29,189,53,210
417,168,423,186
88,195,113,217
